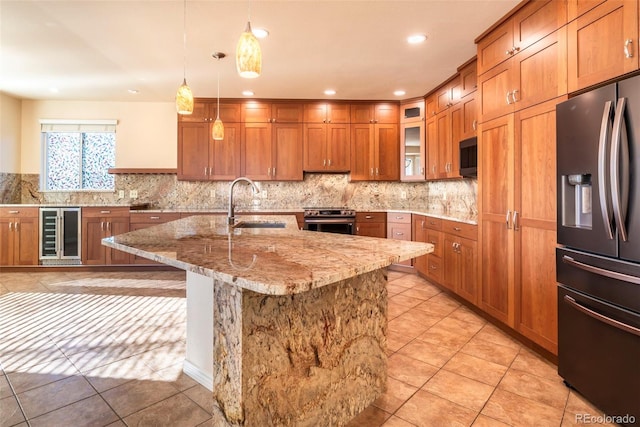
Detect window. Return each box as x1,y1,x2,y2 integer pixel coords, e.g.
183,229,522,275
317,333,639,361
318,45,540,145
40,120,117,191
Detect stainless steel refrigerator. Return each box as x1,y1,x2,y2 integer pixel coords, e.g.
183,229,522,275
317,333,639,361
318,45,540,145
556,74,640,425
39,207,82,265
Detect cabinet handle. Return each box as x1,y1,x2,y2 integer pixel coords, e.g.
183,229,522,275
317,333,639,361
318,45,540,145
328,159,332,166
513,210,519,231
506,91,513,105
8,222,13,231
429,221,436,225
272,167,276,176
101,210,111,214
376,168,379,175
150,216,160,220
453,226,462,231
396,216,404,220
624,39,634,58
396,232,404,236
14,222,19,232
505,48,513,55
365,215,373,219
511,89,519,103
506,210,512,229
421,220,425,228
323,159,326,166
472,120,477,131
430,265,437,270
370,168,374,176
101,221,105,231
209,167,212,175
356,226,360,232
420,167,425,174
107,221,111,232
432,165,436,174
268,167,271,176
430,240,437,244
8,210,19,214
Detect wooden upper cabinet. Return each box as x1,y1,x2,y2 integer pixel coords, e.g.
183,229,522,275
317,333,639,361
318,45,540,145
400,99,425,123
425,95,437,119
271,103,304,123
214,103,242,122
477,0,568,75
303,123,350,172
568,0,639,92
179,100,241,123
304,102,350,123
350,102,399,124
242,101,272,122
458,58,478,98
177,122,211,180
242,101,303,123
435,76,461,114
567,0,607,20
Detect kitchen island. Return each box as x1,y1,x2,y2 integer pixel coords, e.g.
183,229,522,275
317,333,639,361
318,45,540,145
103,214,433,426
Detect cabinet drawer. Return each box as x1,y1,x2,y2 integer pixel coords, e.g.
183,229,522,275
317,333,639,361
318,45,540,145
387,212,411,224
388,223,411,241
130,212,181,223
356,212,386,223
82,207,130,218
442,220,477,240
0,207,38,218
426,230,443,258
427,256,443,282
422,216,443,230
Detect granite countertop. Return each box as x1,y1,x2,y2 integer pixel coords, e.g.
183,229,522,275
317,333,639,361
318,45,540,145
103,214,434,296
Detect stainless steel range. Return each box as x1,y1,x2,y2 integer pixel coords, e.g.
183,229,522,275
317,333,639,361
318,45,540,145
303,207,356,235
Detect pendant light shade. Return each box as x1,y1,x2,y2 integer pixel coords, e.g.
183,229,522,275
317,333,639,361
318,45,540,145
176,0,193,114
212,52,226,141
176,78,194,115
236,21,262,78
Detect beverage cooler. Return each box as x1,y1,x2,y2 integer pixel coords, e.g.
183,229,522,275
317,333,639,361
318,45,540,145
39,207,82,265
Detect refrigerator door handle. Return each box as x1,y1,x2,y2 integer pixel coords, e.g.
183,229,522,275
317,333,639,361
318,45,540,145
610,97,630,242
562,255,640,285
597,101,615,240
564,295,640,337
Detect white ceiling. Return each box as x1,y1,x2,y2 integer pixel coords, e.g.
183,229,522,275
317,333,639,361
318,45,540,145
0,0,520,103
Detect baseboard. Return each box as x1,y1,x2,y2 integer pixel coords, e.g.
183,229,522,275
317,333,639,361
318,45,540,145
183,359,213,392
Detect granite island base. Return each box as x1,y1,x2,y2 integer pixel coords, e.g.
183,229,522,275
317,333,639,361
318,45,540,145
103,215,432,426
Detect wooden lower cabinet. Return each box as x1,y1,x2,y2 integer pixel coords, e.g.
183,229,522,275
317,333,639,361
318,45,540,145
129,212,181,264
355,212,386,238
82,207,131,265
478,98,563,354
387,212,412,267
443,234,478,304
0,207,39,266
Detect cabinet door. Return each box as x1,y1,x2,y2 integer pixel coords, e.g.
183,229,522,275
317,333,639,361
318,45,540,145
512,28,568,111
211,123,242,180
327,103,350,124
82,217,106,265
413,216,428,275
450,104,463,179
177,122,210,180
242,123,273,180
326,123,350,171
478,61,514,122
14,217,39,266
178,100,211,123
568,0,639,92
303,123,327,171
350,104,374,124
355,222,386,238
242,102,272,123
568,0,608,21
436,85,453,114
272,103,303,123
106,217,131,265
459,60,478,98
426,116,438,180
443,235,459,291
303,103,327,123
425,95,437,119
374,124,399,180
0,219,13,265
479,114,515,326
388,222,412,266
272,123,303,181
350,124,374,181
457,237,478,305
436,111,452,178
215,103,242,123
477,19,514,75
513,0,568,52
514,98,564,354
400,122,425,181
375,103,399,124
461,94,478,140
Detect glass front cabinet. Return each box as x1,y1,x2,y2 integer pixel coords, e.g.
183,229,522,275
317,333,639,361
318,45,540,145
400,99,426,181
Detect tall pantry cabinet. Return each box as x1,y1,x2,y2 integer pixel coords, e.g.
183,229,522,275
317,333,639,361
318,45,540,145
476,0,568,354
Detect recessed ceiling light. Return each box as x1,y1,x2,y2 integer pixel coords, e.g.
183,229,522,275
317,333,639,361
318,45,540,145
252,28,269,39
324,89,336,96
407,34,427,44
128,89,139,94
242,90,254,96
394,90,406,96
49,87,59,93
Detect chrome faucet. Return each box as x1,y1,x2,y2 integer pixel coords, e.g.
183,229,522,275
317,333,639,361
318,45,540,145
228,177,260,225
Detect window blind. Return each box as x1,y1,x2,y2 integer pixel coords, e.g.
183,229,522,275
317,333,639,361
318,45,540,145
39,119,118,132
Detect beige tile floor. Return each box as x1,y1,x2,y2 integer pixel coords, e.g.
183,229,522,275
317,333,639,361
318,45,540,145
0,270,613,427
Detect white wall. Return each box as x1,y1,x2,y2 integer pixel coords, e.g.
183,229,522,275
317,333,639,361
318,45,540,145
0,93,22,173
20,100,177,173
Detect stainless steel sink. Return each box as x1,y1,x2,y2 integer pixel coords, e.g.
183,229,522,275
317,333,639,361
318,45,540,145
233,221,286,229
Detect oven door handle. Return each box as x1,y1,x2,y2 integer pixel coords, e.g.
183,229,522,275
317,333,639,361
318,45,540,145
562,255,640,285
304,218,355,224
563,295,640,337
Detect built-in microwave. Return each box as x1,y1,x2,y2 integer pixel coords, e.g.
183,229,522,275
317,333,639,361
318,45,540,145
459,137,477,178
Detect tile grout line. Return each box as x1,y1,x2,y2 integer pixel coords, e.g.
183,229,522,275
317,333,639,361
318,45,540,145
0,361,32,427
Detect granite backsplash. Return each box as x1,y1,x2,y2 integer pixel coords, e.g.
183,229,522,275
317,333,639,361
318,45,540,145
4,173,477,219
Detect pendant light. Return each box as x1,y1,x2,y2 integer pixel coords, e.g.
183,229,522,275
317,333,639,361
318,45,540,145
236,1,262,78
175,0,194,114
212,52,225,141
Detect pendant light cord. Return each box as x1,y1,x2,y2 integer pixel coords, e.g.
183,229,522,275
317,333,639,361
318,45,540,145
216,60,221,119
182,0,187,80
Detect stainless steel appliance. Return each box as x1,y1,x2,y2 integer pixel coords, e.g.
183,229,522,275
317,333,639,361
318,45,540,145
303,208,356,235
39,207,82,265
556,73,640,425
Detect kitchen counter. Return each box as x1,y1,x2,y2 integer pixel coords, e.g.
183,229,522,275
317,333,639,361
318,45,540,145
102,214,433,426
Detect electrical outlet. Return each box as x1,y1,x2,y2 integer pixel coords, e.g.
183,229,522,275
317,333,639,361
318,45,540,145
400,191,407,199
118,190,125,199
129,189,138,199
210,189,216,198
261,190,268,198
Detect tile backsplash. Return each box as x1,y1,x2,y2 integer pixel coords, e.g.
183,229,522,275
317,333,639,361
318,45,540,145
7,173,477,220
